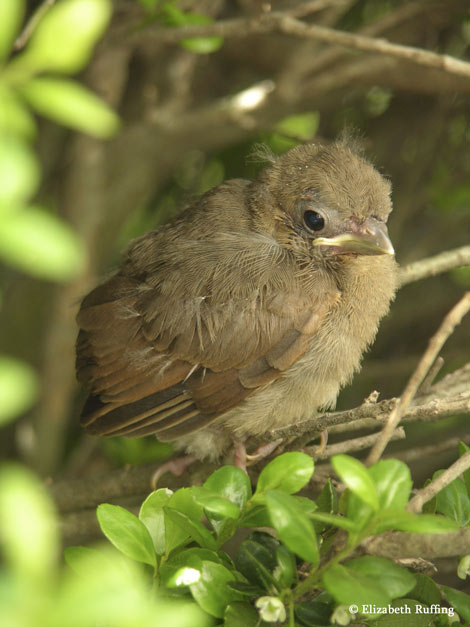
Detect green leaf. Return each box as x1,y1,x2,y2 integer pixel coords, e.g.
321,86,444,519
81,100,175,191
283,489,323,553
192,487,241,519
374,509,459,534
316,478,338,514
322,563,390,607
224,602,260,627
180,36,223,54
369,459,412,510
459,442,470,495
0,207,85,280
139,488,172,555
96,503,156,567
0,356,38,425
235,538,278,591
255,452,314,495
347,557,415,599
21,78,119,138
0,86,36,139
407,573,441,607
294,600,332,627
441,585,470,623
332,454,379,511
64,545,108,576
0,136,39,206
203,465,252,509
164,488,204,553
274,545,297,588
18,0,112,74
434,471,470,525
308,511,358,532
265,490,319,565
275,112,319,141
239,504,271,528
0,0,24,61
189,560,240,618
0,464,58,579
164,507,217,550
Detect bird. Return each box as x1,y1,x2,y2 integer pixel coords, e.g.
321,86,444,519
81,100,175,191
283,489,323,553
76,141,397,464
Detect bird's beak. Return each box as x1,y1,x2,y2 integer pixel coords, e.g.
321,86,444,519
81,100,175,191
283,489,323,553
312,218,394,256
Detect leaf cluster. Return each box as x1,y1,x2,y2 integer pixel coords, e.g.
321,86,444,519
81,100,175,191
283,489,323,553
65,451,470,627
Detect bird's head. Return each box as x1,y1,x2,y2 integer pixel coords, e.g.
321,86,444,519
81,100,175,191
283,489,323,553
251,142,394,261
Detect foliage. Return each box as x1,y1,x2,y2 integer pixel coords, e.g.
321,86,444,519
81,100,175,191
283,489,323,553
57,451,469,627
0,0,118,424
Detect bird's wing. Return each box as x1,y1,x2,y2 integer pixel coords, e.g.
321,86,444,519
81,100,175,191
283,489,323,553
77,267,339,440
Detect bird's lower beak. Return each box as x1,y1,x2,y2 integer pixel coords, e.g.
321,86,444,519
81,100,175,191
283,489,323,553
312,219,394,256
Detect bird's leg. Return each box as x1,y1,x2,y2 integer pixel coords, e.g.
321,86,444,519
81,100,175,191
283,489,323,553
315,429,328,455
234,441,248,472
151,454,196,489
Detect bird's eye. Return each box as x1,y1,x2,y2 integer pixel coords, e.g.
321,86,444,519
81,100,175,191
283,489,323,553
303,210,325,232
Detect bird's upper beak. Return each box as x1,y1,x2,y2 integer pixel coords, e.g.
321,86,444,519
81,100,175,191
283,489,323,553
312,217,394,256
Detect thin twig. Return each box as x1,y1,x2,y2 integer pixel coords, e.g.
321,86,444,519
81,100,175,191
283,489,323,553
407,451,470,514
399,246,470,286
366,293,470,465
14,0,57,50
136,12,470,80
307,427,405,460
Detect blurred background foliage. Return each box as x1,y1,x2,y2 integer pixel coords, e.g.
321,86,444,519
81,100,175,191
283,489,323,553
0,0,469,530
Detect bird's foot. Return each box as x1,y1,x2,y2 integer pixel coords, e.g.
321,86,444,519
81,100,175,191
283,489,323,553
151,454,196,489
246,438,284,466
315,429,328,455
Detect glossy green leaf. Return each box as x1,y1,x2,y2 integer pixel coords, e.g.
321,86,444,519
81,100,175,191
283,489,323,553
239,504,271,528
18,0,112,74
189,560,240,618
347,557,415,599
274,545,297,587
434,470,470,525
322,563,390,607
308,511,358,532
164,488,203,553
369,459,412,510
159,547,223,586
21,78,119,138
294,600,332,627
0,464,58,579
0,0,24,60
139,488,172,555
275,112,319,140
332,454,379,510
0,207,85,280
265,490,319,565
203,465,252,508
96,503,156,567
224,601,260,627
255,452,314,495
164,507,217,550
0,356,38,425
192,487,241,519
374,509,459,534
0,137,39,206
235,538,278,591
441,586,470,623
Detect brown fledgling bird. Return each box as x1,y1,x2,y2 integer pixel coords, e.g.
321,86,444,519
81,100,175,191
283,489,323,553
76,142,397,462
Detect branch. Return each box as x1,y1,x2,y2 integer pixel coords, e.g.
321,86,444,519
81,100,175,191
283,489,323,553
362,527,470,560
14,0,57,50
366,292,470,465
408,451,470,513
399,246,470,286
134,12,470,80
